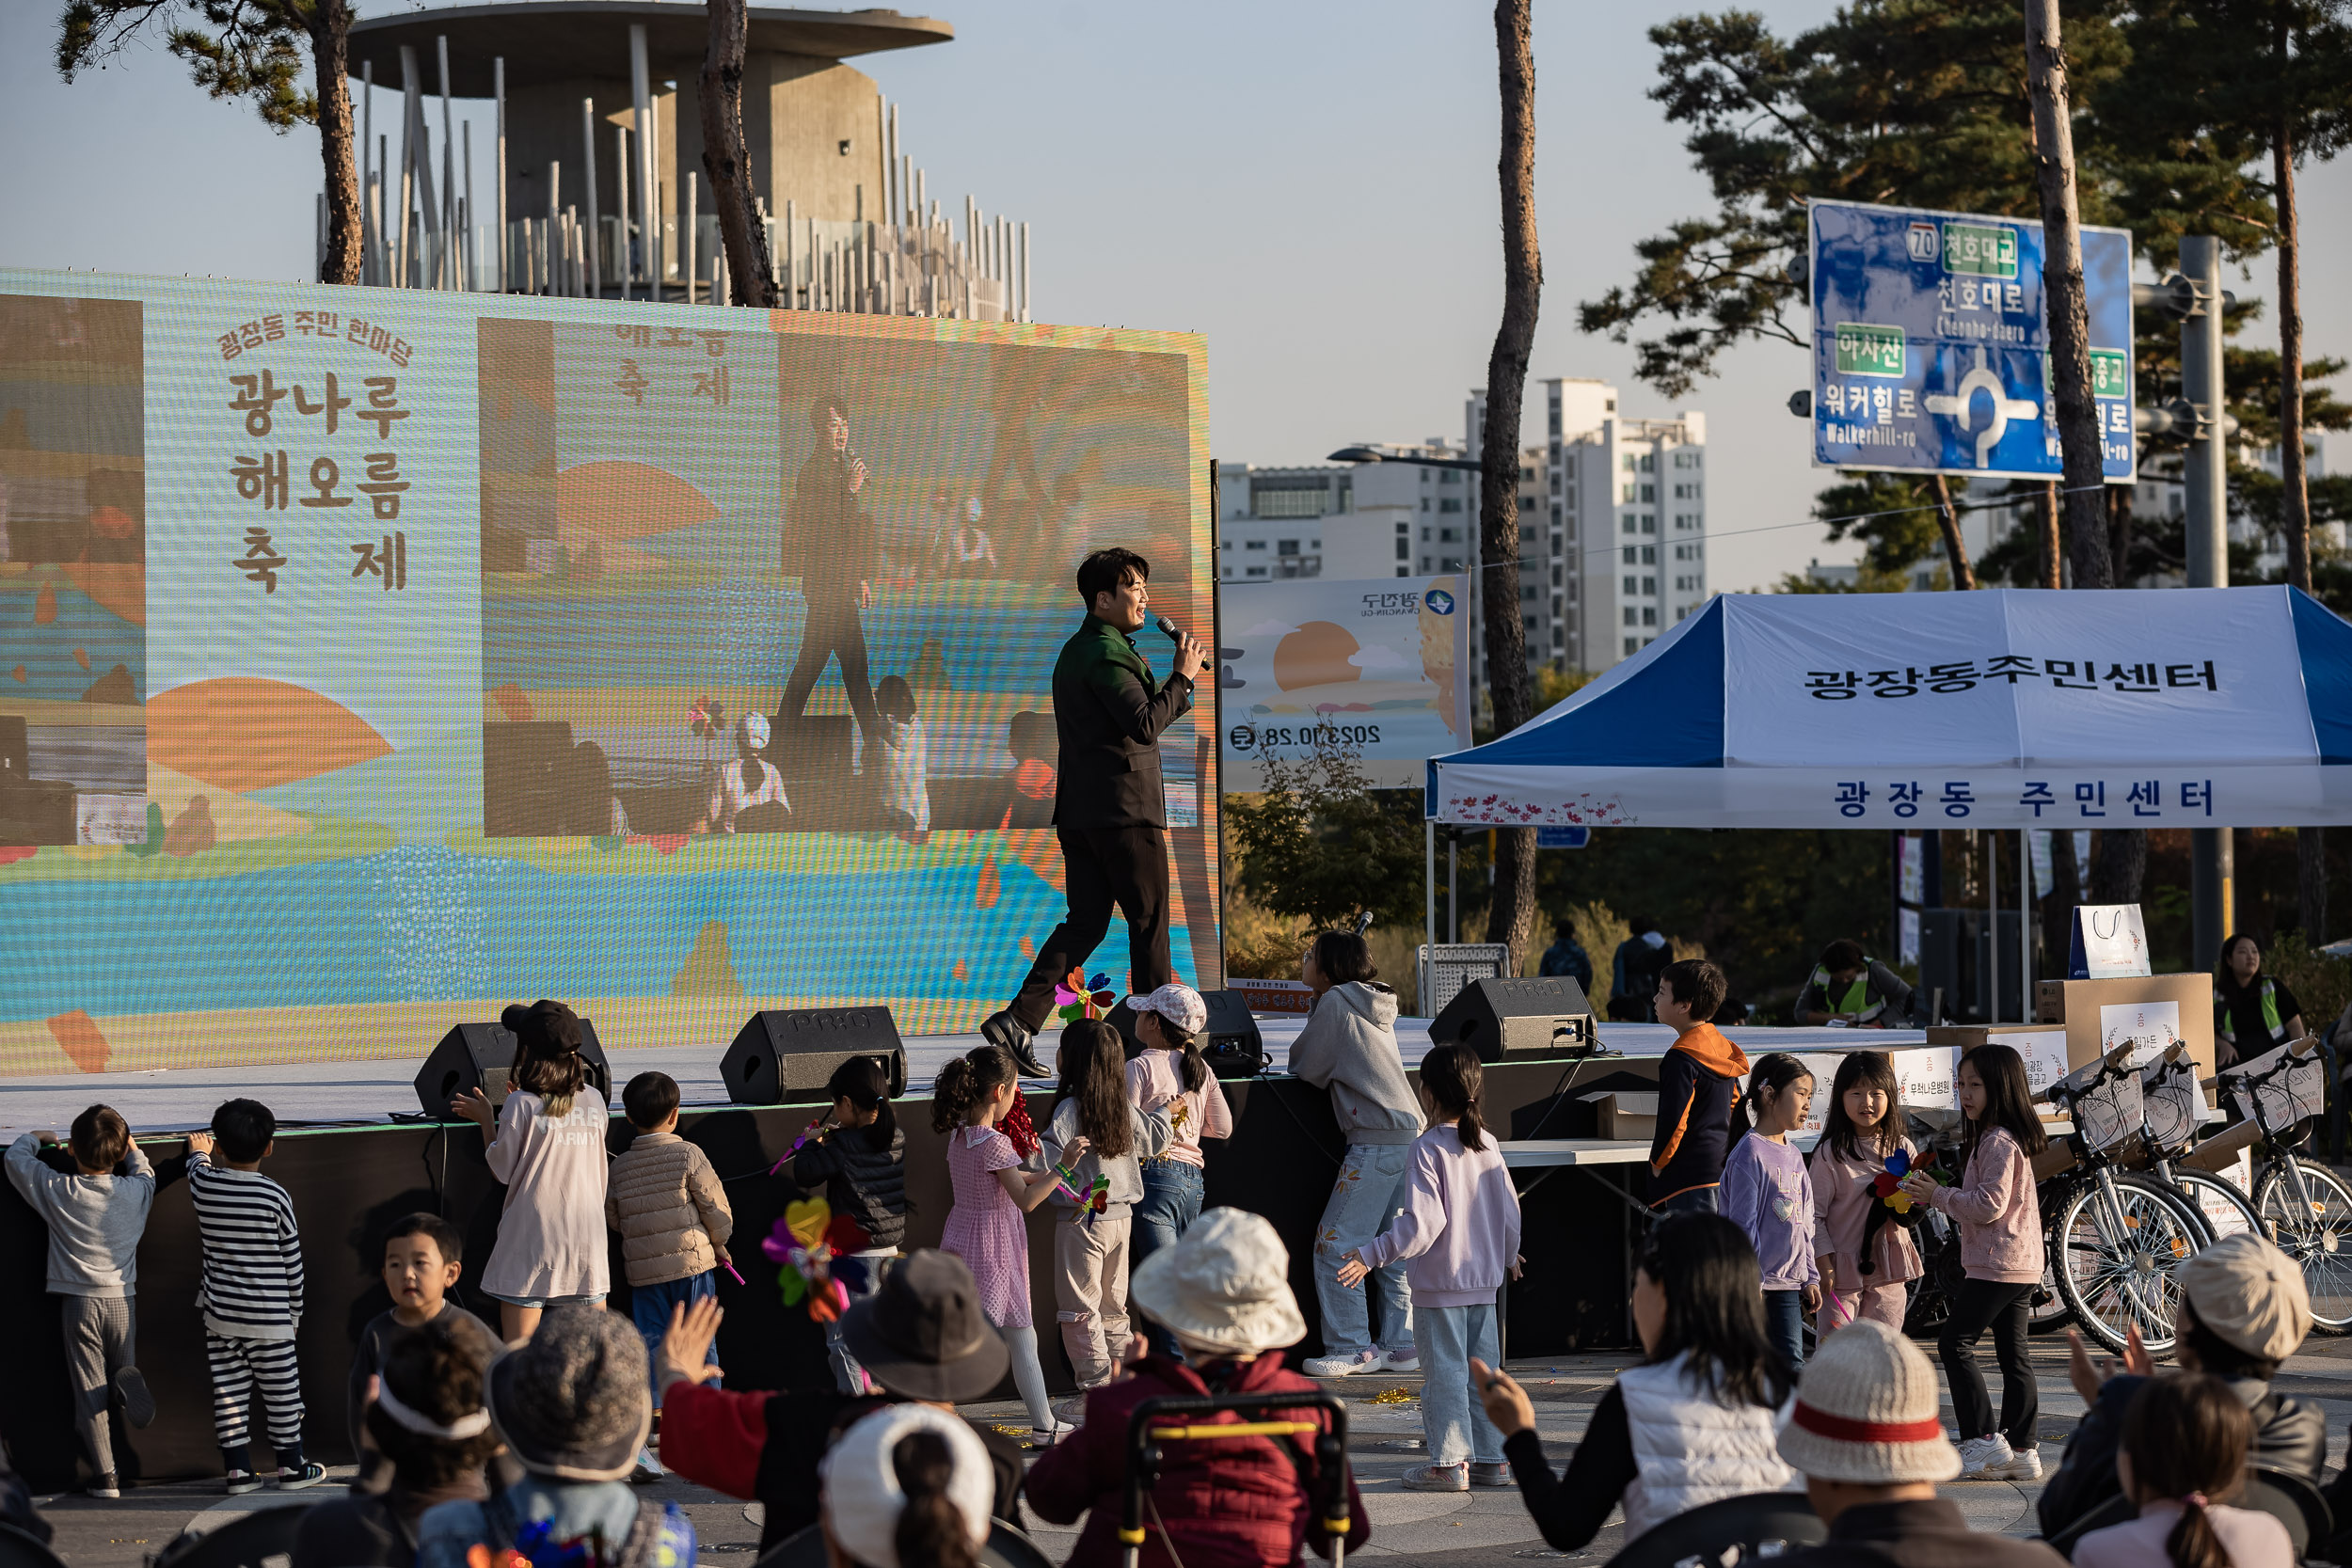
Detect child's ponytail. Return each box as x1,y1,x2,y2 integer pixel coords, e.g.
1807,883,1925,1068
930,1046,1014,1133
892,1429,979,1568
827,1054,896,1145
1418,1043,1486,1151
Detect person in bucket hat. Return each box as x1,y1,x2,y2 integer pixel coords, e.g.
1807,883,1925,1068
1025,1210,1369,1568
652,1251,1026,1553
2041,1230,2325,1538
412,1304,693,1568
1772,1321,2061,1567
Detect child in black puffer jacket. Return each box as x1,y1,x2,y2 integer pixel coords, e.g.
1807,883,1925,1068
790,1056,908,1392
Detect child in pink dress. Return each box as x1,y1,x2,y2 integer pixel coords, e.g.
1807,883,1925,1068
932,1043,1087,1439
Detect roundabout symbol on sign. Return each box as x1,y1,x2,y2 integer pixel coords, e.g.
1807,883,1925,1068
1922,344,2042,470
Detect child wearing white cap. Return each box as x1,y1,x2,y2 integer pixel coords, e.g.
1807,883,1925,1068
820,1404,995,1568
698,714,789,833
1123,984,1232,1357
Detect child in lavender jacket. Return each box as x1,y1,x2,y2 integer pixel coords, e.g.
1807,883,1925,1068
1719,1054,1820,1372
1339,1044,1523,1495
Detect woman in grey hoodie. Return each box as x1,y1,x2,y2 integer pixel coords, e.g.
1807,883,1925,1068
1289,931,1423,1377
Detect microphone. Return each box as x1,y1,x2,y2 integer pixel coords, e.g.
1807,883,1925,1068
1154,614,1184,641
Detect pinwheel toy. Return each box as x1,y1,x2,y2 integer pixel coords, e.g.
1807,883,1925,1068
1056,970,1116,1024
1050,1160,1111,1224
1870,1148,1917,1214
763,1197,851,1322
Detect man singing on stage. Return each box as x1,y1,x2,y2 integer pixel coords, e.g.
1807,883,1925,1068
982,547,1207,1077
777,394,881,744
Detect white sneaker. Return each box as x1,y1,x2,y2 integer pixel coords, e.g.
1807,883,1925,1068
1379,1347,1422,1373
1996,1446,2042,1481
1301,1349,1385,1378
1954,1434,2013,1479
631,1448,664,1483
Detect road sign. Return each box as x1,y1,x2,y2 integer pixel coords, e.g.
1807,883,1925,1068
1536,825,1589,849
1810,200,2136,482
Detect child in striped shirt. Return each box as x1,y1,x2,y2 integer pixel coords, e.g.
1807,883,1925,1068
186,1098,324,1495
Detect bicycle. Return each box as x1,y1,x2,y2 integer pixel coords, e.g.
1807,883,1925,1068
2039,1043,2211,1355
2131,1041,2266,1244
2219,1036,2352,1335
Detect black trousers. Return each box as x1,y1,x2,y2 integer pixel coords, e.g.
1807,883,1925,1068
778,593,878,737
1008,824,1173,1031
1938,1277,2038,1449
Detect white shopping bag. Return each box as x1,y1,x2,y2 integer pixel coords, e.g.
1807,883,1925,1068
2069,903,2151,979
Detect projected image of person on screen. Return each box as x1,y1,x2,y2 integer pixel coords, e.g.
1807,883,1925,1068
980,548,1207,1079
776,393,882,750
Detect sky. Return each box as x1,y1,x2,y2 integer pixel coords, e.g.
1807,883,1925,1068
3,0,2347,592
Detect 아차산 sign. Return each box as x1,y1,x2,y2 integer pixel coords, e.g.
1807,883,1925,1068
1810,199,2136,483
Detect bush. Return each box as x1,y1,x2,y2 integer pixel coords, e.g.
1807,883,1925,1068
2261,931,2352,1037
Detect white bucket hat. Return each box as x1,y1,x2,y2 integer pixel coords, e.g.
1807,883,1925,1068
1128,1207,1307,1355
1777,1320,1961,1484
820,1404,993,1568
737,713,771,752
1126,982,1208,1037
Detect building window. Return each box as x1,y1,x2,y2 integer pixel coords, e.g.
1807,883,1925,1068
1439,498,1463,514
1439,527,1460,543
1642,515,1657,534
1396,564,1409,578
1278,539,1300,556
1395,538,1409,561
1220,541,1232,550
1440,471,1462,485
1623,515,1637,535
1642,576,1657,595
1245,539,1266,550
1642,546,1656,564
1623,576,1637,597
1641,484,1656,503
1639,452,1655,471
1521,582,1538,603
1523,613,1539,633
1625,636,1639,654
1441,556,1464,571
1623,608,1638,627
1421,557,1433,570
1552,626,1565,647
1246,566,1268,578
1551,503,1563,525
1643,607,1658,626
1621,483,1636,502
1550,565,1563,585
1622,546,1636,564
1395,521,1409,535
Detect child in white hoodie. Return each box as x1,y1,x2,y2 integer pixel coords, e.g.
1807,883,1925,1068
1339,1042,1523,1494
1290,930,1424,1378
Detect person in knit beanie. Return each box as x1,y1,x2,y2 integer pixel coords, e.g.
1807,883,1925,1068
1775,1321,2060,1567
413,1305,694,1568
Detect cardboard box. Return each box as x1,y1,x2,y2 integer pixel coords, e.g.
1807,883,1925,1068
1581,1090,1656,1143
2033,974,2216,1080
1927,1024,2073,1101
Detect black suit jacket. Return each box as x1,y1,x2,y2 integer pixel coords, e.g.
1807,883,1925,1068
1051,614,1193,830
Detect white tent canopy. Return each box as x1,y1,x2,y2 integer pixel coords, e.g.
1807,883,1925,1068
1429,587,2352,830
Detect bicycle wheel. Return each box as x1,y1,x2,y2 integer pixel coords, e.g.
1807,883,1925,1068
2166,1167,2265,1244
2254,1156,2352,1335
2052,1173,2201,1355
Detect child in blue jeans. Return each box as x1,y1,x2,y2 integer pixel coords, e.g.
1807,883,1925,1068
608,1071,732,1481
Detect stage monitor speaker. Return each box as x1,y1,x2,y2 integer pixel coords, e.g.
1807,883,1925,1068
1104,992,1265,1078
1427,977,1599,1062
723,1006,908,1105
414,1016,611,1118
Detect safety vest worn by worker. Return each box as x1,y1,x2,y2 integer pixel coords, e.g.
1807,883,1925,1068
1810,960,1887,1024
2217,976,2287,1050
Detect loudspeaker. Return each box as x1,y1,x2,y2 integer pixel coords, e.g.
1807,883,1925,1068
1428,977,1599,1062
1104,992,1266,1078
413,1016,611,1118
723,1006,908,1105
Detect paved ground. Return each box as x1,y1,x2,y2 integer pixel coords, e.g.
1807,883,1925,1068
33,1326,2352,1567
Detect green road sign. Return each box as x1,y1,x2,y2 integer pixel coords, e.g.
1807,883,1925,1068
1943,222,2019,279
1836,323,1906,377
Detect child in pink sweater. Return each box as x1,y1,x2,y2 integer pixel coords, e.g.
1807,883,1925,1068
1339,1044,1523,1494
1899,1042,2047,1482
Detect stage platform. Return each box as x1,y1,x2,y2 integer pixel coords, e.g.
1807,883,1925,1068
0,1020,1929,1137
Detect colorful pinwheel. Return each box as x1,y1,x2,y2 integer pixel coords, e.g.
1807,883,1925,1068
763,1197,851,1322
1870,1148,1917,1214
1055,970,1116,1024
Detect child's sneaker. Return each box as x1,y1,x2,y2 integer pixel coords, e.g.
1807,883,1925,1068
224,1470,263,1496
1954,1434,2012,1479
114,1366,155,1429
1379,1347,1421,1373
1469,1462,1513,1488
1301,1349,1384,1378
278,1463,327,1491
87,1475,120,1500
1400,1464,1469,1493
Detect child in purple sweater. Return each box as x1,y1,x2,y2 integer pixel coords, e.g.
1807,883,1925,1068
1338,1044,1523,1494
1719,1053,1820,1371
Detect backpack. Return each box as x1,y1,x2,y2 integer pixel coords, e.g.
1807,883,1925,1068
476,1489,693,1568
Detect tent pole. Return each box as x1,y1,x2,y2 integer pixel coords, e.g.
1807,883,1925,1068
2020,829,2032,1018
1450,833,1459,944
1425,819,1437,984
1986,832,2000,1022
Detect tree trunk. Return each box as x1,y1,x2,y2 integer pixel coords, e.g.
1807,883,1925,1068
2107,481,2131,585
1479,0,1541,965
2043,825,2082,965
310,0,363,286
2024,0,2112,589
2276,19,2312,598
701,0,777,307
2037,481,2062,589
1931,473,1977,589
2089,825,2146,906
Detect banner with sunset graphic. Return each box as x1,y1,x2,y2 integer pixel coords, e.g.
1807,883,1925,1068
0,271,1217,1078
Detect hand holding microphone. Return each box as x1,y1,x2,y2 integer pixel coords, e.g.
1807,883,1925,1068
1155,614,1208,683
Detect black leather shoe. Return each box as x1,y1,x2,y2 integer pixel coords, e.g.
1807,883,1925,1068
981,1008,1048,1077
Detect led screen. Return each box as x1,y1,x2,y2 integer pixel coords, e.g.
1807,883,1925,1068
0,272,1218,1077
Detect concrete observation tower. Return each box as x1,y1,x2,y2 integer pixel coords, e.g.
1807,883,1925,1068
336,2,1029,318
